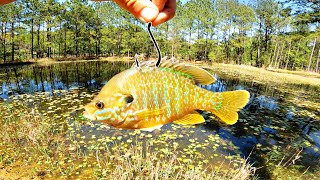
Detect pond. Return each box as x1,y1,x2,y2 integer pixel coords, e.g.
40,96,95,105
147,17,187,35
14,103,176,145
0,60,319,179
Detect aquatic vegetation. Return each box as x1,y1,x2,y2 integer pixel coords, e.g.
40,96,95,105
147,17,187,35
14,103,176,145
0,61,319,179
0,98,255,179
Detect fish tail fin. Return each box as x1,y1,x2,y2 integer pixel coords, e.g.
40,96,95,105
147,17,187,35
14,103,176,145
208,90,250,125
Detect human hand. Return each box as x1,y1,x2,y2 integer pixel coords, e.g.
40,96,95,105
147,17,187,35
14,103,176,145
112,0,176,26
0,0,16,5
1,0,176,26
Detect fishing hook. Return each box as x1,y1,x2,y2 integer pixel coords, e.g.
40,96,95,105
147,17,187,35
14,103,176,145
147,22,162,68
134,53,140,68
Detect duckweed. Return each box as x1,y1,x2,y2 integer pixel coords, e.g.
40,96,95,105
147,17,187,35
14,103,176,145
0,61,319,179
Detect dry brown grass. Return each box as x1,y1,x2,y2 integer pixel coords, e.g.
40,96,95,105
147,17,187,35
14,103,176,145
206,63,320,87
267,68,320,78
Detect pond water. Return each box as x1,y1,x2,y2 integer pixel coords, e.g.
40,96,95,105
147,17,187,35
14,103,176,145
0,61,319,178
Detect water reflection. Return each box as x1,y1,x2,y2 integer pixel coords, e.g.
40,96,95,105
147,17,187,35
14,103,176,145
0,61,130,100
252,94,278,111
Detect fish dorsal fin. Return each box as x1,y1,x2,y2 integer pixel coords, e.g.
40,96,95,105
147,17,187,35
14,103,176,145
173,112,205,125
161,60,216,85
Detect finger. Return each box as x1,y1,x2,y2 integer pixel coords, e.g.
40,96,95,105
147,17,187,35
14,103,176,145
152,0,176,26
0,0,16,5
151,0,167,11
113,0,159,23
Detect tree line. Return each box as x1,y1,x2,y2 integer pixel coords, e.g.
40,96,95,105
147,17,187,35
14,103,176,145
0,0,319,72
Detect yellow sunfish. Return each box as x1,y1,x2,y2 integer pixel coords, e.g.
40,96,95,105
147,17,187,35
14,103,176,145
83,61,250,131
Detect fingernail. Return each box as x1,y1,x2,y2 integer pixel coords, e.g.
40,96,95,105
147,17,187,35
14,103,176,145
140,8,158,22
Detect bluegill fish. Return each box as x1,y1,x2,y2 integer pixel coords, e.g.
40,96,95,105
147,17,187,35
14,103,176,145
83,61,250,131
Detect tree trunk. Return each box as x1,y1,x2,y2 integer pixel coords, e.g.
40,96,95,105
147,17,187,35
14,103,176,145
98,36,101,57
31,18,34,59
269,42,278,68
264,26,269,51
285,41,291,69
165,23,169,40
204,33,208,61
292,39,302,70
188,26,192,60
18,19,21,57
95,28,98,57
276,42,285,69
242,27,245,65
249,34,254,65
37,23,40,58
2,22,6,63
64,26,67,57
274,42,281,68
42,24,45,57
224,31,229,63
171,41,174,58
256,20,262,67
117,30,121,57
11,21,14,62
47,21,51,58
75,25,78,57
307,38,317,71
197,18,200,40
315,48,320,73
58,22,61,57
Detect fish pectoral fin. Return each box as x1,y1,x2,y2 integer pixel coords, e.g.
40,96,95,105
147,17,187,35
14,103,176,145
173,112,205,125
134,108,165,120
161,60,216,85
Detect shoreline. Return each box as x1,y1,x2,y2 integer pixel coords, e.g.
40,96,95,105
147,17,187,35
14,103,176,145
1,57,319,86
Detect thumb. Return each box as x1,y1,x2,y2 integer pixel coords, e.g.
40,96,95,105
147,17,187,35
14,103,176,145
113,0,159,23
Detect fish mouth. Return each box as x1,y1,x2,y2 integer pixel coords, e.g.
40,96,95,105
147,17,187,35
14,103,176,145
83,110,97,121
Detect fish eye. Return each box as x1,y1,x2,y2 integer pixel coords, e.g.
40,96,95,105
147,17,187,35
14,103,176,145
95,101,104,109
125,95,134,104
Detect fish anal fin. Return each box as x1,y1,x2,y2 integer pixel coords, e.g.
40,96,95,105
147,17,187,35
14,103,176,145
173,112,205,125
140,125,163,132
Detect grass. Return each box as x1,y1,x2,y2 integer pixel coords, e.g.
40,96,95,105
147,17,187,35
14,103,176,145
267,68,320,78
0,102,256,179
206,63,320,88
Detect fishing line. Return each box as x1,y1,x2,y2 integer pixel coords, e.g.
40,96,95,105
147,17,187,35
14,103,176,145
147,22,162,67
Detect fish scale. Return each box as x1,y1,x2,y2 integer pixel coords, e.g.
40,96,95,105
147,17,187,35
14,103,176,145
119,68,204,128
84,62,250,131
